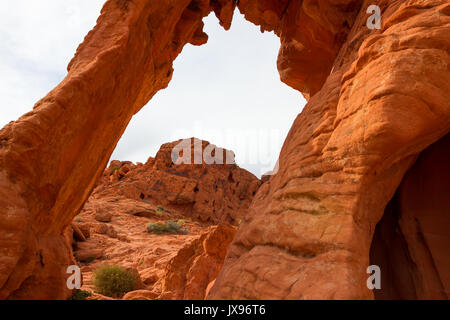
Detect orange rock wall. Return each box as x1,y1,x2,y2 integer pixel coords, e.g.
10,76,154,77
0,0,236,299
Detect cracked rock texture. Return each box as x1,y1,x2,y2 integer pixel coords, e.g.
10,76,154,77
0,0,237,299
94,138,260,224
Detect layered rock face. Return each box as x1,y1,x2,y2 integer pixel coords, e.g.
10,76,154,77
94,138,260,224
209,0,450,299
0,0,449,300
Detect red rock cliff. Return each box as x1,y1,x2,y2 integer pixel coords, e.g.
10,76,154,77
208,0,450,299
0,0,449,300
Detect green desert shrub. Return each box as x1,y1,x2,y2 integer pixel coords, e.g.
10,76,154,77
69,289,92,300
155,205,165,216
93,265,138,297
147,220,188,235
156,205,171,213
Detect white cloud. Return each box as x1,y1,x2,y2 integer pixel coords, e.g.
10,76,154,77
0,2,305,177
0,0,104,125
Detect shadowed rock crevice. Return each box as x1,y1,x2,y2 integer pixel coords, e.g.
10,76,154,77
370,133,450,300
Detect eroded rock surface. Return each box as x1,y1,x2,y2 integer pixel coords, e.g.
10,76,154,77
93,138,260,224
0,0,238,299
69,140,252,300
158,223,236,300
73,196,236,300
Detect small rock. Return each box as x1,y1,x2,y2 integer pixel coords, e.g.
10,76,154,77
106,226,118,238
118,234,130,242
74,248,103,262
140,267,161,285
74,222,91,239
94,223,117,238
94,223,109,234
122,290,158,300
94,211,112,223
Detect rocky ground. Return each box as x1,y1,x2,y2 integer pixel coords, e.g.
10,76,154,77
68,139,261,300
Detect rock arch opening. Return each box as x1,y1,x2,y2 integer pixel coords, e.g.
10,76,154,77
111,10,303,178
370,133,450,299
1,0,449,300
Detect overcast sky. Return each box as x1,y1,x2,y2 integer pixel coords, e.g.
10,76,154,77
0,1,305,177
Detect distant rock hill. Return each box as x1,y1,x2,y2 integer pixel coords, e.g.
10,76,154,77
69,139,260,299
93,138,261,224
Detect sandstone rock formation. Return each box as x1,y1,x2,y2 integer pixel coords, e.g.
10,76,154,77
0,0,449,300
158,223,236,300
93,138,260,224
209,0,450,300
68,141,253,299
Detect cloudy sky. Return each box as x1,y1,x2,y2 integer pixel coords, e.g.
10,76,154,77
0,1,305,177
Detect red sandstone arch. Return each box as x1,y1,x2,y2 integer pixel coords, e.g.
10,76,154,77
370,133,450,299
0,0,449,299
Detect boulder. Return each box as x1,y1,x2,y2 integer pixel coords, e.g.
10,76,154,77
122,290,158,300
94,138,261,224
74,248,104,263
159,223,236,300
94,211,112,223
